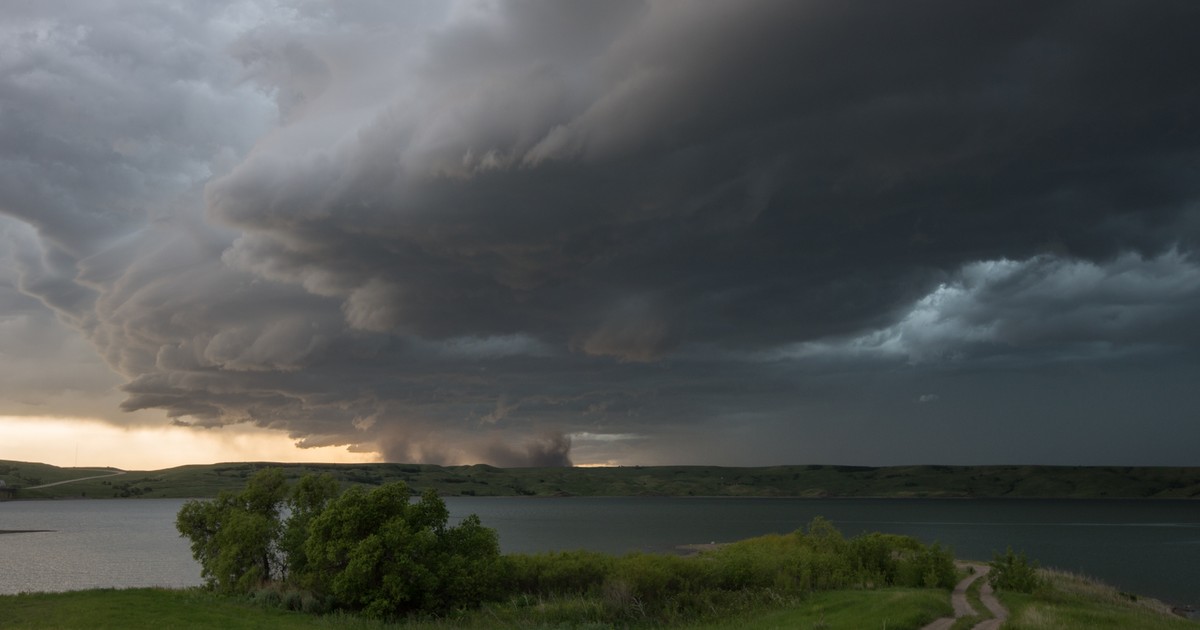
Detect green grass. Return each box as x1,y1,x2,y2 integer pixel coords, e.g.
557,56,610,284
3,564,1194,630
0,588,397,629
5,459,1200,500
0,588,948,630
996,569,1196,629
680,588,949,630
0,461,121,490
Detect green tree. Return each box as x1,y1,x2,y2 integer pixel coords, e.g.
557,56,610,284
281,472,340,581
303,482,503,618
176,468,288,593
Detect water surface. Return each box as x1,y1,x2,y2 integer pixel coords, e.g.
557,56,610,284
1,497,1196,606
0,499,200,594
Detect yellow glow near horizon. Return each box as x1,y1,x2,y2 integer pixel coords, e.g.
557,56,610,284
0,415,379,470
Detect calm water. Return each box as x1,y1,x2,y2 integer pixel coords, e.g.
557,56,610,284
0,499,200,594
1,497,1197,606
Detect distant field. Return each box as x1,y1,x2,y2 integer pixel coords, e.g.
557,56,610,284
3,460,1199,500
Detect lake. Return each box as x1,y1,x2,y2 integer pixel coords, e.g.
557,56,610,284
1,497,1197,607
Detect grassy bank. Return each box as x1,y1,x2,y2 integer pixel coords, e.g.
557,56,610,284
0,587,949,630
0,589,386,630
998,568,1197,629
5,459,1200,500
2,574,1193,629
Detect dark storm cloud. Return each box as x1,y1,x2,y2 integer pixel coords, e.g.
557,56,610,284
3,1,1200,465
211,0,1200,349
766,250,1200,366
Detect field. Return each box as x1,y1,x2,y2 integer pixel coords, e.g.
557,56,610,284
3,459,1200,500
0,587,949,630
0,572,1192,629
997,569,1198,629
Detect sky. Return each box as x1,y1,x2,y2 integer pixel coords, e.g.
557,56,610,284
2,1,1199,470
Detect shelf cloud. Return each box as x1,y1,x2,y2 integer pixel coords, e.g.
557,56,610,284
3,1,1199,466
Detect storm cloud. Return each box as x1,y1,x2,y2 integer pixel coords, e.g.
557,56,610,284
3,1,1199,466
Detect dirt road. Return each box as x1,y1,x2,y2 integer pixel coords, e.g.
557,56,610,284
921,562,1009,630
26,469,125,489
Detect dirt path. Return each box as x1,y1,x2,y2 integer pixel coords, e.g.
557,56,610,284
26,469,125,489
921,562,1009,630
974,577,1010,630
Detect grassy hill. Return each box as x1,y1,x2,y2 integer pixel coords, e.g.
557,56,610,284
0,568,1193,629
3,460,1199,500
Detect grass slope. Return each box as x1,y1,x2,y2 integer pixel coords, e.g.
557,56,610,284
681,588,949,630
4,459,1200,500
0,589,390,630
0,588,948,630
3,576,1192,630
0,461,121,489
998,569,1198,630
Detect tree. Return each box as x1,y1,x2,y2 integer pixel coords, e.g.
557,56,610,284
176,468,288,593
281,472,340,581
302,483,503,618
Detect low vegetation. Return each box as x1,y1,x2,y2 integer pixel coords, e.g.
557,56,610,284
173,469,956,625
990,547,1044,594
495,519,956,626
5,459,1200,500
995,568,1197,629
0,587,951,630
5,570,1192,630
0,588,380,630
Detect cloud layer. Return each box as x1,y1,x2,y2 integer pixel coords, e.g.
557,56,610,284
3,1,1199,465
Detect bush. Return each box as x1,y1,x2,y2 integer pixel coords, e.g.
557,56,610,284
989,547,1043,593
300,593,327,615
899,542,957,589
282,589,303,611
177,471,503,620
302,483,503,618
497,517,960,627
253,587,282,608
506,550,616,596
850,532,919,586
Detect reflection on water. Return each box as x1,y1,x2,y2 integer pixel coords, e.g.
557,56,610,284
0,499,201,594
1,497,1197,606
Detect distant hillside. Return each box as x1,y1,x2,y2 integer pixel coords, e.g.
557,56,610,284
2,460,1199,500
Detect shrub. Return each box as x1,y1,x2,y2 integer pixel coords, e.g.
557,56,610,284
989,547,1043,593
302,483,503,618
505,550,615,595
253,586,282,607
849,532,920,586
300,593,327,615
282,589,303,611
501,517,957,625
892,540,955,590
